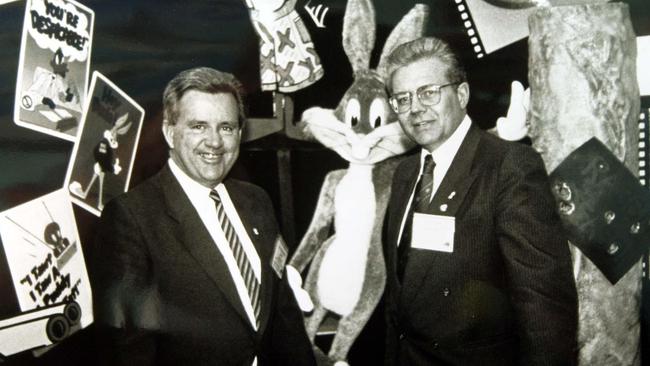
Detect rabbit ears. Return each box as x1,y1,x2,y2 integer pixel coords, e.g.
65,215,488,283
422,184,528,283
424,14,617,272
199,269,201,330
112,112,132,135
342,0,429,79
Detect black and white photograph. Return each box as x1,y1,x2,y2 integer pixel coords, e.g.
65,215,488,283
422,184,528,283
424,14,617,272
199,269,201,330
0,0,649,365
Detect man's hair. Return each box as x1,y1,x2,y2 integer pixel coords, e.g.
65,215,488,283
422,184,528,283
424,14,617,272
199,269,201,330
385,37,467,91
163,67,246,128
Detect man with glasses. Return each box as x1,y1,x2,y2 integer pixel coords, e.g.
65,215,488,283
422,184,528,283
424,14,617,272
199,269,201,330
382,37,578,366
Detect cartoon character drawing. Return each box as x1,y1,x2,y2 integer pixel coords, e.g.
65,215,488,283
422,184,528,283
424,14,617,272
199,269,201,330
244,0,324,92
5,201,77,272
288,1,428,364
22,48,81,114
69,113,131,210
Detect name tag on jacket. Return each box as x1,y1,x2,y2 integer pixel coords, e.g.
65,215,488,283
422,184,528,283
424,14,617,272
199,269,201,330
271,236,289,278
412,213,455,253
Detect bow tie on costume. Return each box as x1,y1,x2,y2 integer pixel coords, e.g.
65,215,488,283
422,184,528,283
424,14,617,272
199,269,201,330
209,189,261,326
398,154,436,280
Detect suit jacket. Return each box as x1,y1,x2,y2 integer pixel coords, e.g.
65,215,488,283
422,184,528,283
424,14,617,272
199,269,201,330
384,124,578,366
91,165,316,366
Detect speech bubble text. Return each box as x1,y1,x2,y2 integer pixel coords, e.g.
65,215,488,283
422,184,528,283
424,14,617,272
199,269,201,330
27,0,91,62
18,253,81,307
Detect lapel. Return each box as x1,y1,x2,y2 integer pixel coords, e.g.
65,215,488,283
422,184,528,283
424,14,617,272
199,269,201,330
158,166,253,331
386,154,420,305
400,124,482,307
426,123,481,216
389,155,421,246
223,179,275,335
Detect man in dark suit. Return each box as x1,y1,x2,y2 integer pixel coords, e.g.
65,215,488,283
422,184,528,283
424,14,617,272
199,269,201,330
92,67,316,366
382,37,578,365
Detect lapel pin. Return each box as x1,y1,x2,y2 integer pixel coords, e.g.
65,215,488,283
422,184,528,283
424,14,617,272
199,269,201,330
448,191,456,200
440,204,448,212
253,228,259,235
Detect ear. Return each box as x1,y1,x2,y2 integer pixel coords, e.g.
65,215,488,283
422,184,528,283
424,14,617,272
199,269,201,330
113,113,132,135
236,124,243,142
162,120,175,149
342,0,375,73
457,82,470,109
376,4,429,80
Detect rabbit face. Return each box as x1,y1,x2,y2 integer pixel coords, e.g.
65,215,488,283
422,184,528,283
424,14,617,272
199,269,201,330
301,85,413,165
104,130,118,148
299,0,428,165
334,71,395,135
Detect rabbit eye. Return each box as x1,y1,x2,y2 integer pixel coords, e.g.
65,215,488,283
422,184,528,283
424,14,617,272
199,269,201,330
345,98,361,128
369,98,388,129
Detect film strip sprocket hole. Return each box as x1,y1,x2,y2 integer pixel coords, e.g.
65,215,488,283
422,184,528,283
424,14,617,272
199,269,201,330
639,103,650,279
639,107,648,187
454,0,486,59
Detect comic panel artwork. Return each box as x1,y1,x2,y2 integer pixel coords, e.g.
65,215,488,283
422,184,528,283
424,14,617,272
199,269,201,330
14,0,94,141
64,71,144,216
0,189,91,358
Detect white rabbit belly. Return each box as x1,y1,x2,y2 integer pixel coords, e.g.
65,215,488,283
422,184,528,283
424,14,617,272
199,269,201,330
317,165,376,316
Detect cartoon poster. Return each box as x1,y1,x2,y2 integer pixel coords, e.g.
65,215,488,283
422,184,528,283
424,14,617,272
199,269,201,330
14,0,94,141
64,72,144,216
0,189,91,357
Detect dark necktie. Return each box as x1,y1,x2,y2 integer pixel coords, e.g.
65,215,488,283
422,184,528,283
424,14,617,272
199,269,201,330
209,190,261,326
397,154,435,280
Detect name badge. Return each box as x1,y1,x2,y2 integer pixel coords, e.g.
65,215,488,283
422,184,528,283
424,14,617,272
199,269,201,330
411,213,455,253
271,236,289,278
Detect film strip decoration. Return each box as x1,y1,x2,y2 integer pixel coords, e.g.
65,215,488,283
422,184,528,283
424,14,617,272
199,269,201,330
640,107,649,187
452,0,536,58
454,0,486,58
640,101,650,279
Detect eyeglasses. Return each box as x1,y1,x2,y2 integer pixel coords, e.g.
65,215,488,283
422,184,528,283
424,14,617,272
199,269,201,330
388,82,459,114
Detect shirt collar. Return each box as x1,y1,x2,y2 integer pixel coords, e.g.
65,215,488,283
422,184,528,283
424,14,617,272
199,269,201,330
168,158,224,198
420,114,472,167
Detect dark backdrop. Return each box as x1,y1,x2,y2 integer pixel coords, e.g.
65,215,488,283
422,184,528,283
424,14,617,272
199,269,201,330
0,0,649,364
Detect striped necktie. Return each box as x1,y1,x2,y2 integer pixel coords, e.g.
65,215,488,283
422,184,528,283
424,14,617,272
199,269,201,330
397,154,435,280
209,190,261,326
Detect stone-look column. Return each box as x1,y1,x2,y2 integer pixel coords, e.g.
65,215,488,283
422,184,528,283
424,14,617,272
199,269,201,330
528,3,641,366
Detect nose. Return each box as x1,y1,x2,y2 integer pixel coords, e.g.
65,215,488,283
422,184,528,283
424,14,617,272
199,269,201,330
409,95,426,114
204,127,223,148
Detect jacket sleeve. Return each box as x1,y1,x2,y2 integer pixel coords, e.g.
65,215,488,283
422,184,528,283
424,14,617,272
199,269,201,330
495,145,578,366
91,197,158,366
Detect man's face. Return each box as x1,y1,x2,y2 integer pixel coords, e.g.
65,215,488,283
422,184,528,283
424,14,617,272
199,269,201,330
163,90,241,188
391,57,469,152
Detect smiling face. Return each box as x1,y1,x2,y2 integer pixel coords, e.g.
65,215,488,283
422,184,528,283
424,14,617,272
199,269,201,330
391,57,469,152
162,90,241,188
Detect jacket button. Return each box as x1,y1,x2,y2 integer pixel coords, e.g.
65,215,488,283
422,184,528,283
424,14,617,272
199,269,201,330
399,333,405,340
442,288,450,297
433,341,439,349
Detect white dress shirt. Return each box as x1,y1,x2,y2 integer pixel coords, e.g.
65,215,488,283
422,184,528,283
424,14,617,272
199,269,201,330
397,115,472,245
168,159,261,330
